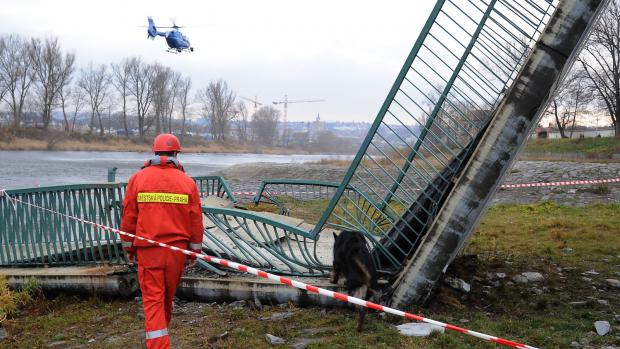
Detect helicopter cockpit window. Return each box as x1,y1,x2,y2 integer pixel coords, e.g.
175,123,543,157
182,35,190,42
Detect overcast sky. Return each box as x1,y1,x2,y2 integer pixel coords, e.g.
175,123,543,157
0,0,436,122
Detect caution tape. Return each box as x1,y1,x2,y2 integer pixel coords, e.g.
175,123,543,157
0,190,537,349
231,177,620,197
500,177,620,189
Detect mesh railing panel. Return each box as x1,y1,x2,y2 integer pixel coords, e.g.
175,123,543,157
314,0,558,273
0,176,235,266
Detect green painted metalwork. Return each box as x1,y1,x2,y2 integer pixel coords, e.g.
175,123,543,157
107,167,118,182
0,183,126,266
382,0,498,207
201,205,330,276
0,176,236,267
193,176,238,203
308,0,557,274
253,178,394,231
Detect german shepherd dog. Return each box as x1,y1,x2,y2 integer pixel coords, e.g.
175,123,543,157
330,230,378,331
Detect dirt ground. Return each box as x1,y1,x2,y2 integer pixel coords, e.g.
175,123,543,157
216,160,620,206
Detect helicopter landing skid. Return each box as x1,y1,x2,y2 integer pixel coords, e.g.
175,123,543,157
166,48,192,54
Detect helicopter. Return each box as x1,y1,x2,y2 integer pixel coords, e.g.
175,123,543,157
146,17,194,53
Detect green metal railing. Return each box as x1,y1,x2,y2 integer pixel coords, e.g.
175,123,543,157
252,179,392,226
0,183,127,266
0,176,235,266
201,206,330,276
311,0,557,274
194,176,237,203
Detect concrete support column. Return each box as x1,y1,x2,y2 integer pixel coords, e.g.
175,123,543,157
390,0,610,308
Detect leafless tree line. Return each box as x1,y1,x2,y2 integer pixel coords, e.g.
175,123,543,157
423,0,620,140
0,33,281,145
577,0,620,137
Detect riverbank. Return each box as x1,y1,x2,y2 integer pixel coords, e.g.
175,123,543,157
0,128,312,155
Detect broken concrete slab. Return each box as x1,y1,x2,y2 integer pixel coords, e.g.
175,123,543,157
605,279,620,289
396,323,445,337
258,312,295,321
265,333,286,345
200,196,236,208
595,321,610,336
444,277,471,292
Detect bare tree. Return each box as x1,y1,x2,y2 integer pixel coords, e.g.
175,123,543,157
0,34,35,128
59,84,73,131
67,88,85,133
196,79,236,141
0,37,7,103
111,58,133,136
579,0,620,137
151,63,171,134
151,66,181,134
165,71,181,133
127,57,156,137
546,69,595,138
78,63,110,136
28,36,75,129
251,105,280,146
234,101,250,142
177,76,191,142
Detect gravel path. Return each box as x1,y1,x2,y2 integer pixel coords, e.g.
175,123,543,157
215,161,620,206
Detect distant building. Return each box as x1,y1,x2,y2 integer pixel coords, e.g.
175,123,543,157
309,113,325,141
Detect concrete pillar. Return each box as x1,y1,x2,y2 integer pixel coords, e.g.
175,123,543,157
390,0,610,308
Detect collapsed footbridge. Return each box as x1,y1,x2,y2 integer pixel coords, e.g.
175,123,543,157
0,0,611,307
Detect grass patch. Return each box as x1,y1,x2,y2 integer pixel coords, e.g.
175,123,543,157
0,276,41,323
466,202,620,269
524,137,620,155
2,203,619,348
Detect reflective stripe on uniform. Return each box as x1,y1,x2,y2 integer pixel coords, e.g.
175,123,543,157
189,243,202,250
137,192,189,204
122,241,133,248
145,328,169,339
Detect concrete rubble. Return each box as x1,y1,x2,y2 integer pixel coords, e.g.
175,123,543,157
265,333,286,345
604,279,620,289
396,323,445,337
513,272,544,283
594,321,610,336
444,277,471,292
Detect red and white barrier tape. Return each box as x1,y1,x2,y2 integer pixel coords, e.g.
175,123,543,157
0,190,537,349
500,177,620,189
231,177,620,197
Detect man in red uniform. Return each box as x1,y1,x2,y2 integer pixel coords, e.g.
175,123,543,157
120,133,204,349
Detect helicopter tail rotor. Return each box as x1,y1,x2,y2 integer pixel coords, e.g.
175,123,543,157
147,16,158,39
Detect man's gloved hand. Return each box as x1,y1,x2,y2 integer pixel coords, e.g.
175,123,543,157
186,248,200,268
124,247,137,264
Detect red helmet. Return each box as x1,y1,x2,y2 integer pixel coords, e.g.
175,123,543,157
152,133,182,152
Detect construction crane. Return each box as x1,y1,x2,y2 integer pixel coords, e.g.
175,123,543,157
273,94,324,144
240,96,263,114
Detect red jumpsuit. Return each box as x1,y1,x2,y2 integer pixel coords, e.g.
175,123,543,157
120,156,204,349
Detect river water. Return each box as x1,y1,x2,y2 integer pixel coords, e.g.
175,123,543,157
0,150,350,190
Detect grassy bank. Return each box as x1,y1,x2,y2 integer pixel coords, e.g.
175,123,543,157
1,202,618,348
0,128,306,154
0,276,40,324
310,137,620,167
523,137,620,157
